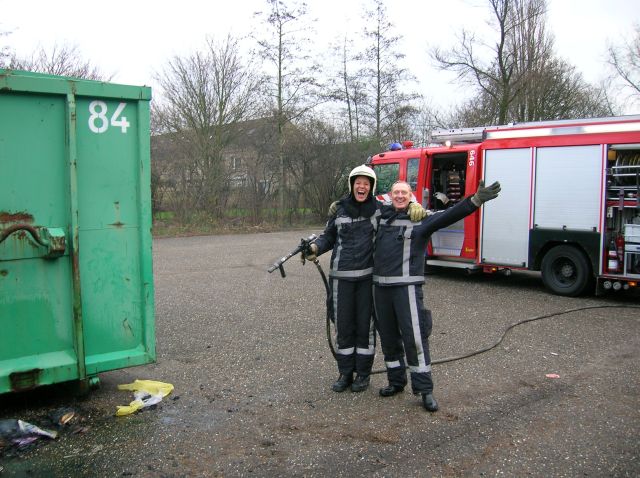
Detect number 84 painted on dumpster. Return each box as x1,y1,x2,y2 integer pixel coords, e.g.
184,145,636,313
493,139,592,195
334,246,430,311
88,100,130,134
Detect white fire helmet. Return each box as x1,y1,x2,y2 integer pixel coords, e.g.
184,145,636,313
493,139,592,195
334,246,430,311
348,165,377,196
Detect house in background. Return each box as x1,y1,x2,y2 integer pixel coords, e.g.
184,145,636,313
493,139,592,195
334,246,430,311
150,117,302,215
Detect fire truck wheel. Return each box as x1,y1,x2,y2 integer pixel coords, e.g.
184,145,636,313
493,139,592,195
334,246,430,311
541,245,592,297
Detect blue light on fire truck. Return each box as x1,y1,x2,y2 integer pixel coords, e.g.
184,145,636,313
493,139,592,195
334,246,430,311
389,142,402,151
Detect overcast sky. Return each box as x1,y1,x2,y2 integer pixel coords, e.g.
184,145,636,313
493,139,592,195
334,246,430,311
2,0,639,114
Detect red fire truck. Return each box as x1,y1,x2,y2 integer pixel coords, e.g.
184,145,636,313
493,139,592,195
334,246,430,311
368,115,640,296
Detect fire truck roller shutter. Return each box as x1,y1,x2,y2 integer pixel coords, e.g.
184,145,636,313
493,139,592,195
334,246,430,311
534,145,601,230
480,148,532,267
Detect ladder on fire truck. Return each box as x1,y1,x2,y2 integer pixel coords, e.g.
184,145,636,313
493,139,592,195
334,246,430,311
431,115,640,144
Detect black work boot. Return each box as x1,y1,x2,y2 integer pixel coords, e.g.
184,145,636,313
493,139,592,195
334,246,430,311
332,374,353,392
351,375,370,392
422,393,439,412
379,384,405,397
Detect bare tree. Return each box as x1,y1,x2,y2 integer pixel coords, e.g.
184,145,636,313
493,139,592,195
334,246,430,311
518,57,613,120
243,146,280,223
432,0,526,125
326,35,367,143
291,117,379,217
508,0,552,120
339,37,365,143
442,94,500,129
254,0,322,223
433,0,612,125
509,0,612,120
360,0,419,146
8,43,111,80
223,118,282,224
398,100,441,147
607,24,640,108
153,35,262,220
448,65,612,128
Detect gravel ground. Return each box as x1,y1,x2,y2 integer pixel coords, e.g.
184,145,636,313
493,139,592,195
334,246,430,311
1,230,639,477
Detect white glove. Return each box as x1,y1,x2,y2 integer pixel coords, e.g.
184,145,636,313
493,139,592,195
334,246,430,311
434,192,449,205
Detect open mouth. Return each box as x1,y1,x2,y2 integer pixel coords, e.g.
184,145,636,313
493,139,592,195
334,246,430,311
355,190,368,200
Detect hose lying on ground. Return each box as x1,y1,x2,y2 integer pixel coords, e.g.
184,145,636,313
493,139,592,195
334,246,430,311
311,257,640,373
363,304,640,375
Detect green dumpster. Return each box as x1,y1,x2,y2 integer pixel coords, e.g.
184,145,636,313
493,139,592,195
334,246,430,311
0,70,155,394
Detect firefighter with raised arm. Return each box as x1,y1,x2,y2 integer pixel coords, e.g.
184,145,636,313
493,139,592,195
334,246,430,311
373,179,500,412
302,165,425,393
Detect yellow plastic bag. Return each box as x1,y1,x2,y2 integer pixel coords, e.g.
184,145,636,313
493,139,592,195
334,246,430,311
115,380,174,416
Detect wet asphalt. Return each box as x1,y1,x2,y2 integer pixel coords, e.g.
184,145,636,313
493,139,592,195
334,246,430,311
0,230,639,477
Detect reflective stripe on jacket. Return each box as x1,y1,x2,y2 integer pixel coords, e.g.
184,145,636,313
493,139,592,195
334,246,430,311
315,202,380,281
373,197,478,286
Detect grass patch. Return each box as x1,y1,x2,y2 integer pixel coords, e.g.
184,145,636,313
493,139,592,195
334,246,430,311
152,210,324,238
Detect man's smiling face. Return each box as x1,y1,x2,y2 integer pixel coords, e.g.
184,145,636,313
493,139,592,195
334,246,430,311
391,182,412,210
352,176,371,203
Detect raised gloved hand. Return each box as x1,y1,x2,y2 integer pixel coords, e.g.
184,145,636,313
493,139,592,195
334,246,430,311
301,243,318,263
327,201,339,217
408,202,428,221
471,180,501,207
434,192,449,205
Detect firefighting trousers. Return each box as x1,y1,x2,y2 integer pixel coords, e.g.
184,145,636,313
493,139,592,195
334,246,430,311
373,284,434,394
327,277,376,376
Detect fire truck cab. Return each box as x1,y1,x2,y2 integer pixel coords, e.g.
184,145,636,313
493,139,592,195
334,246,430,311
368,116,640,296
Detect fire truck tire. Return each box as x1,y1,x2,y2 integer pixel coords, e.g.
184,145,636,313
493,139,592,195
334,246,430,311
541,245,592,296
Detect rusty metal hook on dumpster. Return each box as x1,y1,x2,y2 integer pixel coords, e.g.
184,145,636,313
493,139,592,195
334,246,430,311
0,224,48,246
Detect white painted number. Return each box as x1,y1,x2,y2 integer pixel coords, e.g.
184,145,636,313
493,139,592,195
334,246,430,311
88,101,130,134
110,102,130,133
88,100,109,133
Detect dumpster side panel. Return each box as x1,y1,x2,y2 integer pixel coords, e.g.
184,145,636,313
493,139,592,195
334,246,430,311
0,70,155,394
0,92,78,392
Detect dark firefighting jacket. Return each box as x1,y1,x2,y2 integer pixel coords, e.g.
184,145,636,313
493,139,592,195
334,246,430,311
314,196,380,281
373,197,478,286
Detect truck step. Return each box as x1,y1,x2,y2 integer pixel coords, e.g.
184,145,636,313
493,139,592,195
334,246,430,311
426,259,481,270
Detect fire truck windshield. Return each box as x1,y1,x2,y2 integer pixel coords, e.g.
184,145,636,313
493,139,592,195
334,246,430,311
373,163,399,195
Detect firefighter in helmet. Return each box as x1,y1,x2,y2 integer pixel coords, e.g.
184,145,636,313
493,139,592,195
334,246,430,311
303,165,424,392
373,179,500,411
